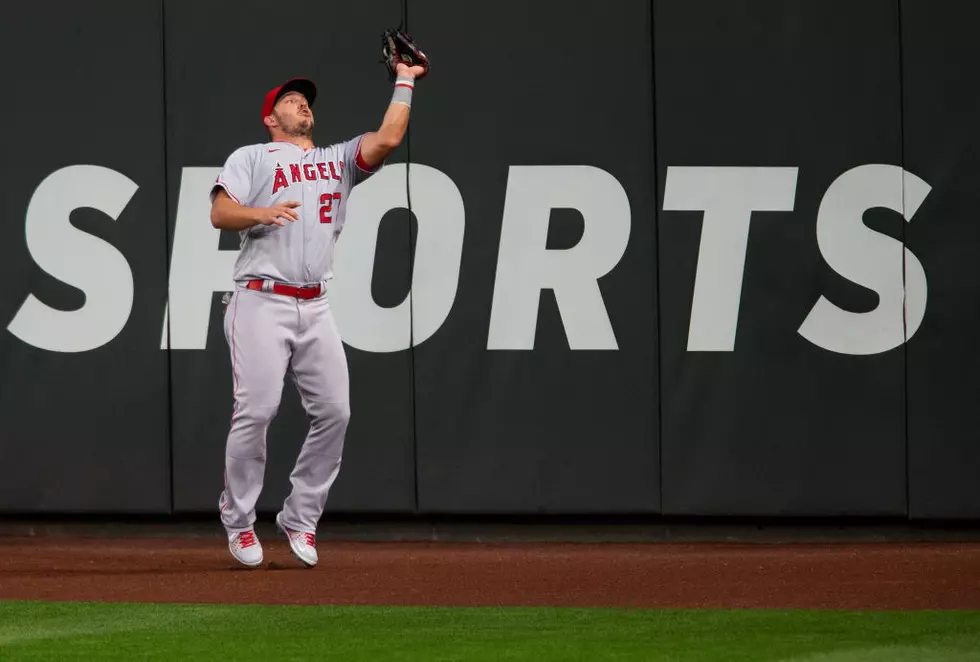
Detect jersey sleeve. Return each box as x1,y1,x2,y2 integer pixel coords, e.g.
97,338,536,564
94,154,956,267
210,146,255,205
342,134,383,186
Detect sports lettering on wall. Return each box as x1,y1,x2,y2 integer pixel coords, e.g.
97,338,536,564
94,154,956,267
6,162,930,356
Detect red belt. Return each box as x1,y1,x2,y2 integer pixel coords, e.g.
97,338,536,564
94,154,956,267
247,280,321,300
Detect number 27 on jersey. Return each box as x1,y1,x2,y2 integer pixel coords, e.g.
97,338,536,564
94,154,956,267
319,192,342,223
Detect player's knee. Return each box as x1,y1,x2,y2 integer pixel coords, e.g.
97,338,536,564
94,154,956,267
235,401,280,428
333,401,351,427
230,432,267,461
309,400,350,428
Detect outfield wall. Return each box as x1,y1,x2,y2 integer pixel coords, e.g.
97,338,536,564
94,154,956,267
1,0,978,519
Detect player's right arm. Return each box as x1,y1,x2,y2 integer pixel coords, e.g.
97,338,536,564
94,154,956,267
210,190,301,230
209,145,300,230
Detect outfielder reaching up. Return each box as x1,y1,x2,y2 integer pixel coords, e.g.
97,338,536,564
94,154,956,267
209,35,428,569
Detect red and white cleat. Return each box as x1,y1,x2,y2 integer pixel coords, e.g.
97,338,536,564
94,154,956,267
276,512,318,567
227,528,263,568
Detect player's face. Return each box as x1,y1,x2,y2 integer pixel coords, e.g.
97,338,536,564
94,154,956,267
272,92,314,138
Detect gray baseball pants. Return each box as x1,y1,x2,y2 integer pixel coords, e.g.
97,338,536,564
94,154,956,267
218,283,350,534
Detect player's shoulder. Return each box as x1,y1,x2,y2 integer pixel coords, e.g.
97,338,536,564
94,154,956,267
320,133,367,151
315,138,349,153
223,143,267,162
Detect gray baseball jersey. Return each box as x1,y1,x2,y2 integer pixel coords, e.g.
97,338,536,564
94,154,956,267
211,135,380,285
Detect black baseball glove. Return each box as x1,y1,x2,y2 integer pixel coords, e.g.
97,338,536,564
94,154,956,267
381,28,429,81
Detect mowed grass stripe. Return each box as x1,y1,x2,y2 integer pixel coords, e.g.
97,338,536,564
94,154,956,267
0,601,978,661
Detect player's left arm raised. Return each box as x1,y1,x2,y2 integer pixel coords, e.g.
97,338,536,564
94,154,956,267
357,62,427,168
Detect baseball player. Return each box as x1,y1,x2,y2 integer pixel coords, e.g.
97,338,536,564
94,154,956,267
209,56,427,568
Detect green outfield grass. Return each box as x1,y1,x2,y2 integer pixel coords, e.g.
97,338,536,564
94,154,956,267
0,601,978,660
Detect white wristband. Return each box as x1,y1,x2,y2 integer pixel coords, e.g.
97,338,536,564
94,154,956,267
391,76,415,107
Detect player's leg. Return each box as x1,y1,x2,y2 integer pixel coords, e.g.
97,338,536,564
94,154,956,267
279,294,350,537
219,288,294,534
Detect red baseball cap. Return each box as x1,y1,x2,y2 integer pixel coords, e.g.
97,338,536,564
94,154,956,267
261,78,317,124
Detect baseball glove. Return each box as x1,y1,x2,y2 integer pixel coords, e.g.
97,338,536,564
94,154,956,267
381,28,429,81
